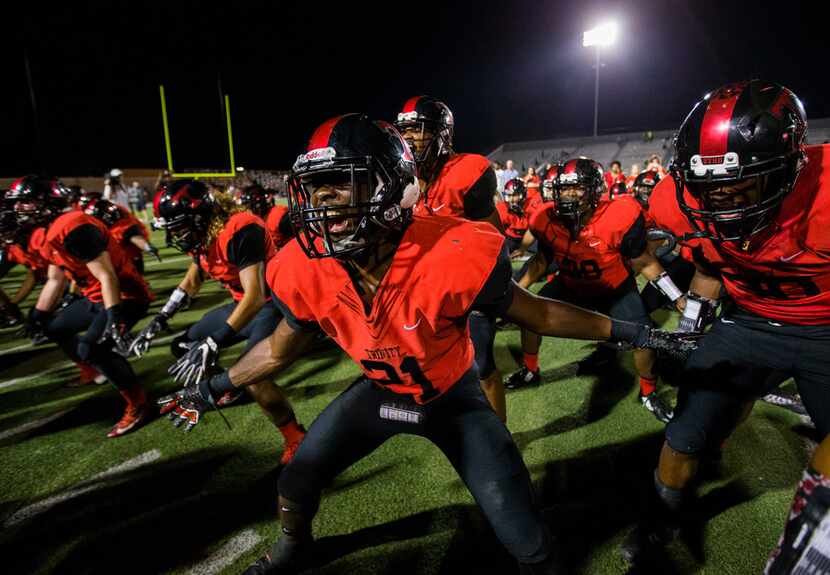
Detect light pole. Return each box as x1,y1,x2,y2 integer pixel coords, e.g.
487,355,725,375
583,22,618,138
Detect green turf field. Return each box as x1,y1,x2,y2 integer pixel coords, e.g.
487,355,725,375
0,228,815,574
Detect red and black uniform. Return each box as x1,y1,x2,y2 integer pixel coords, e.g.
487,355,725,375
648,144,830,450
527,196,652,322
180,211,281,354
264,204,293,249
413,153,497,221
40,211,152,391
0,227,49,281
496,193,543,249
110,205,151,273
269,215,552,564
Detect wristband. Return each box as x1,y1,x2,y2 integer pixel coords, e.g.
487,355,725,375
650,271,683,302
160,287,188,318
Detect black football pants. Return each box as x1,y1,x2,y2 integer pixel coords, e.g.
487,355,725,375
666,307,830,454
277,368,553,565
184,300,282,354
45,297,148,390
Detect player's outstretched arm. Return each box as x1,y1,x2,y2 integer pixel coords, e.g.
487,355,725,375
158,318,316,432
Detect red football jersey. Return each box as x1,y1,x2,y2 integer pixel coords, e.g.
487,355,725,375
110,211,149,261
266,215,506,404
265,204,292,248
197,211,276,302
7,228,49,274
647,144,830,325
413,153,490,217
42,212,153,304
529,196,643,296
496,201,531,240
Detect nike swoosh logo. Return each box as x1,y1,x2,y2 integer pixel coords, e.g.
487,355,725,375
403,318,422,331
588,240,601,247
432,203,446,212
779,250,804,262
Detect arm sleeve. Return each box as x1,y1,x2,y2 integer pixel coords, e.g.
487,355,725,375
271,293,319,332
463,167,498,221
618,213,648,259
226,224,267,270
0,251,15,279
470,243,515,317
63,224,108,262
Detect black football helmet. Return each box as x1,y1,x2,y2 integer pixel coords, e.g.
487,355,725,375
238,184,274,218
672,80,807,244
6,175,71,234
550,158,605,232
541,165,560,202
77,188,103,211
84,199,125,227
632,170,660,208
288,113,420,259
153,179,215,253
394,95,454,183
503,178,527,215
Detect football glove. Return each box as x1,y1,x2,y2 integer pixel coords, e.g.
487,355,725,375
144,242,162,262
611,319,700,362
0,302,23,327
128,315,168,357
98,304,134,356
158,378,216,432
168,336,221,388
21,308,51,344
678,292,719,334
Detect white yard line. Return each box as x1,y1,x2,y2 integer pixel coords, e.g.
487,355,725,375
185,529,263,575
145,255,191,268
3,449,162,527
0,361,75,390
0,408,74,441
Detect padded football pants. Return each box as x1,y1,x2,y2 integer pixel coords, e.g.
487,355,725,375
45,296,148,390
666,306,830,454
278,368,554,565
183,300,282,354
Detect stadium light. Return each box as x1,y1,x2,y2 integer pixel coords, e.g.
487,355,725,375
583,22,618,137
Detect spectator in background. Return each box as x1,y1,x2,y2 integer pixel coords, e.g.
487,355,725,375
626,163,641,187
502,159,518,182
104,169,130,210
523,166,541,198
604,160,625,189
127,181,149,222
645,154,666,178
493,161,506,195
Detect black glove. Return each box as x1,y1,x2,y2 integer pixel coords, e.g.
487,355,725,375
128,314,169,357
21,308,51,344
98,304,134,356
158,378,216,432
59,291,82,310
610,319,700,361
145,243,162,263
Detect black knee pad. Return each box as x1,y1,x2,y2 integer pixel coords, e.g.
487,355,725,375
664,418,708,455
170,332,194,359
278,464,322,513
470,312,496,379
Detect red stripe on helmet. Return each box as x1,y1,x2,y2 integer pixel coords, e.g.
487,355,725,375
698,85,742,156
401,96,422,114
307,115,344,152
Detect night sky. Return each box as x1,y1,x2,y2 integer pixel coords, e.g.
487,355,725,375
5,0,829,176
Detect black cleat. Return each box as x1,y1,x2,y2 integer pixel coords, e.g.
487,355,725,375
242,537,313,575
505,366,541,389
620,520,679,565
640,392,674,423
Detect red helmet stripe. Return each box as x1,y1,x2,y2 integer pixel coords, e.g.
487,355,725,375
401,96,422,114
698,91,741,156
307,115,344,152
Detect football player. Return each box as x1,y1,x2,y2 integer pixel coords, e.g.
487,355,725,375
503,157,683,424
84,198,161,273
394,95,508,419
156,114,695,574
8,175,153,437
621,80,830,566
129,180,306,465
498,177,543,254
238,184,294,248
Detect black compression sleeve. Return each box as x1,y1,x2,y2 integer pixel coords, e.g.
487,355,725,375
64,224,108,262
463,167,498,221
226,224,267,270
